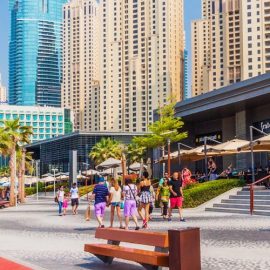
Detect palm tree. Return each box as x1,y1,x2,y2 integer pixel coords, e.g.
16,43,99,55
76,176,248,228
0,119,32,206
17,148,33,202
127,142,146,164
89,138,123,165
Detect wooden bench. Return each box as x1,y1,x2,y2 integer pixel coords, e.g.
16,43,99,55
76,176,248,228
84,228,201,270
0,201,9,209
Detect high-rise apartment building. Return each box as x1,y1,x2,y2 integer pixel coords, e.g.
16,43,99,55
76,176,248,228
9,0,68,107
0,74,7,103
62,0,100,131
100,0,184,132
192,0,270,97
183,50,189,100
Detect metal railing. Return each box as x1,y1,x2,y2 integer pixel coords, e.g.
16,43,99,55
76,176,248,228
248,175,270,215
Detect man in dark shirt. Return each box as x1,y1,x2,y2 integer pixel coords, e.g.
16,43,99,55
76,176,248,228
168,172,185,222
92,177,109,228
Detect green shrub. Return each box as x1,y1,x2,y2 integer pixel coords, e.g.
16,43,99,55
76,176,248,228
183,179,245,208
79,185,94,196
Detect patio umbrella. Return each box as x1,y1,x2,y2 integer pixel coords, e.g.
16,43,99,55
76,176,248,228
96,158,121,169
42,176,55,183
100,167,122,176
239,134,270,151
77,174,87,180
209,139,250,152
1,182,10,187
82,169,100,176
0,177,9,183
129,162,147,171
42,173,53,178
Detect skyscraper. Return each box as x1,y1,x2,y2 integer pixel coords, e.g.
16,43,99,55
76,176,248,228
100,0,184,132
183,49,189,100
192,0,270,97
9,0,68,107
62,0,100,131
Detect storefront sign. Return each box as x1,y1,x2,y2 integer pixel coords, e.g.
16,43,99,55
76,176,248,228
253,120,270,135
195,132,222,146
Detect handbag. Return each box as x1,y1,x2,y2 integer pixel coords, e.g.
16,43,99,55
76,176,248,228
54,196,58,203
128,184,139,207
120,201,124,209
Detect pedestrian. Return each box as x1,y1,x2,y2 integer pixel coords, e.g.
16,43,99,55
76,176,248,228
91,177,109,228
156,178,170,219
57,186,64,216
181,167,192,187
109,179,124,228
85,191,92,221
122,178,140,230
138,171,152,228
168,172,185,222
70,183,79,215
208,158,217,180
62,193,69,216
148,185,155,220
158,172,170,215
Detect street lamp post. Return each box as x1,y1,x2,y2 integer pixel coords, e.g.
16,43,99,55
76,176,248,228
82,162,89,186
36,160,39,201
249,126,267,183
167,139,171,177
177,143,193,169
51,168,58,198
203,136,221,181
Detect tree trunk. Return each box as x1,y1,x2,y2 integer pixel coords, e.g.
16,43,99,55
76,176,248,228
18,165,22,202
9,147,16,206
21,149,26,203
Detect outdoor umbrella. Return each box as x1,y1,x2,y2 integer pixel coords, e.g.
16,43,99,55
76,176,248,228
0,177,9,183
42,176,56,183
239,134,270,151
1,182,10,187
129,162,147,171
82,169,100,176
209,139,250,152
96,158,122,169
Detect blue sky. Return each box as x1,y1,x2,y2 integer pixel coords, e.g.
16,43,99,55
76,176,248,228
0,0,201,92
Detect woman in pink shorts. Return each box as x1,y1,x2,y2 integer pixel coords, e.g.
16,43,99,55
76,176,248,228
122,178,140,230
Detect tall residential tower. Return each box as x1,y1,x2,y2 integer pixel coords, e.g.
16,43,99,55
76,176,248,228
100,0,184,132
9,0,68,107
62,0,100,131
192,0,270,97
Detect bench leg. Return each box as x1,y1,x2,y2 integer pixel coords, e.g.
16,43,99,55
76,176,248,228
141,264,163,270
102,240,120,264
95,255,114,265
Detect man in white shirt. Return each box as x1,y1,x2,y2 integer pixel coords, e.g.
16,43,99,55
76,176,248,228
70,183,80,215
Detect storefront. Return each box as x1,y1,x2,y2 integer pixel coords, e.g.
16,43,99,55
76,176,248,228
155,73,270,176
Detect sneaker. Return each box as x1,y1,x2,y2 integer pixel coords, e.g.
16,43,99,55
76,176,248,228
168,218,172,222
100,225,105,228
180,218,186,222
135,226,140,231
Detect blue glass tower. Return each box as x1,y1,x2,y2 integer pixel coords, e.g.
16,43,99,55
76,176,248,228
9,0,67,107
183,49,189,100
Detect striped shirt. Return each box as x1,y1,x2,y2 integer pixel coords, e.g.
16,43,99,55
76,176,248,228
93,184,109,205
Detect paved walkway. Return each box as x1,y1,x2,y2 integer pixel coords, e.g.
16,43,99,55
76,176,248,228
0,196,270,270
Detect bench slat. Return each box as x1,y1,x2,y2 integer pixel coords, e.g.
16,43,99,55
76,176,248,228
95,228,169,248
84,244,169,267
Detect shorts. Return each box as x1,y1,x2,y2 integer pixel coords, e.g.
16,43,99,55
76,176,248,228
95,202,106,217
71,198,79,206
170,197,183,208
111,202,121,207
124,200,137,217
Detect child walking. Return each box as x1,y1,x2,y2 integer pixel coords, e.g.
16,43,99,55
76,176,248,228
156,178,170,219
62,193,69,216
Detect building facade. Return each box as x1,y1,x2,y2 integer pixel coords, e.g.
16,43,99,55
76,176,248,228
62,0,100,131
0,105,73,142
0,74,7,103
99,0,184,132
192,0,270,97
26,131,145,175
154,73,270,178
9,0,68,107
183,49,189,99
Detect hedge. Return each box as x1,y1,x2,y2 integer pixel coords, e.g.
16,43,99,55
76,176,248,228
183,179,245,208
25,184,94,197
